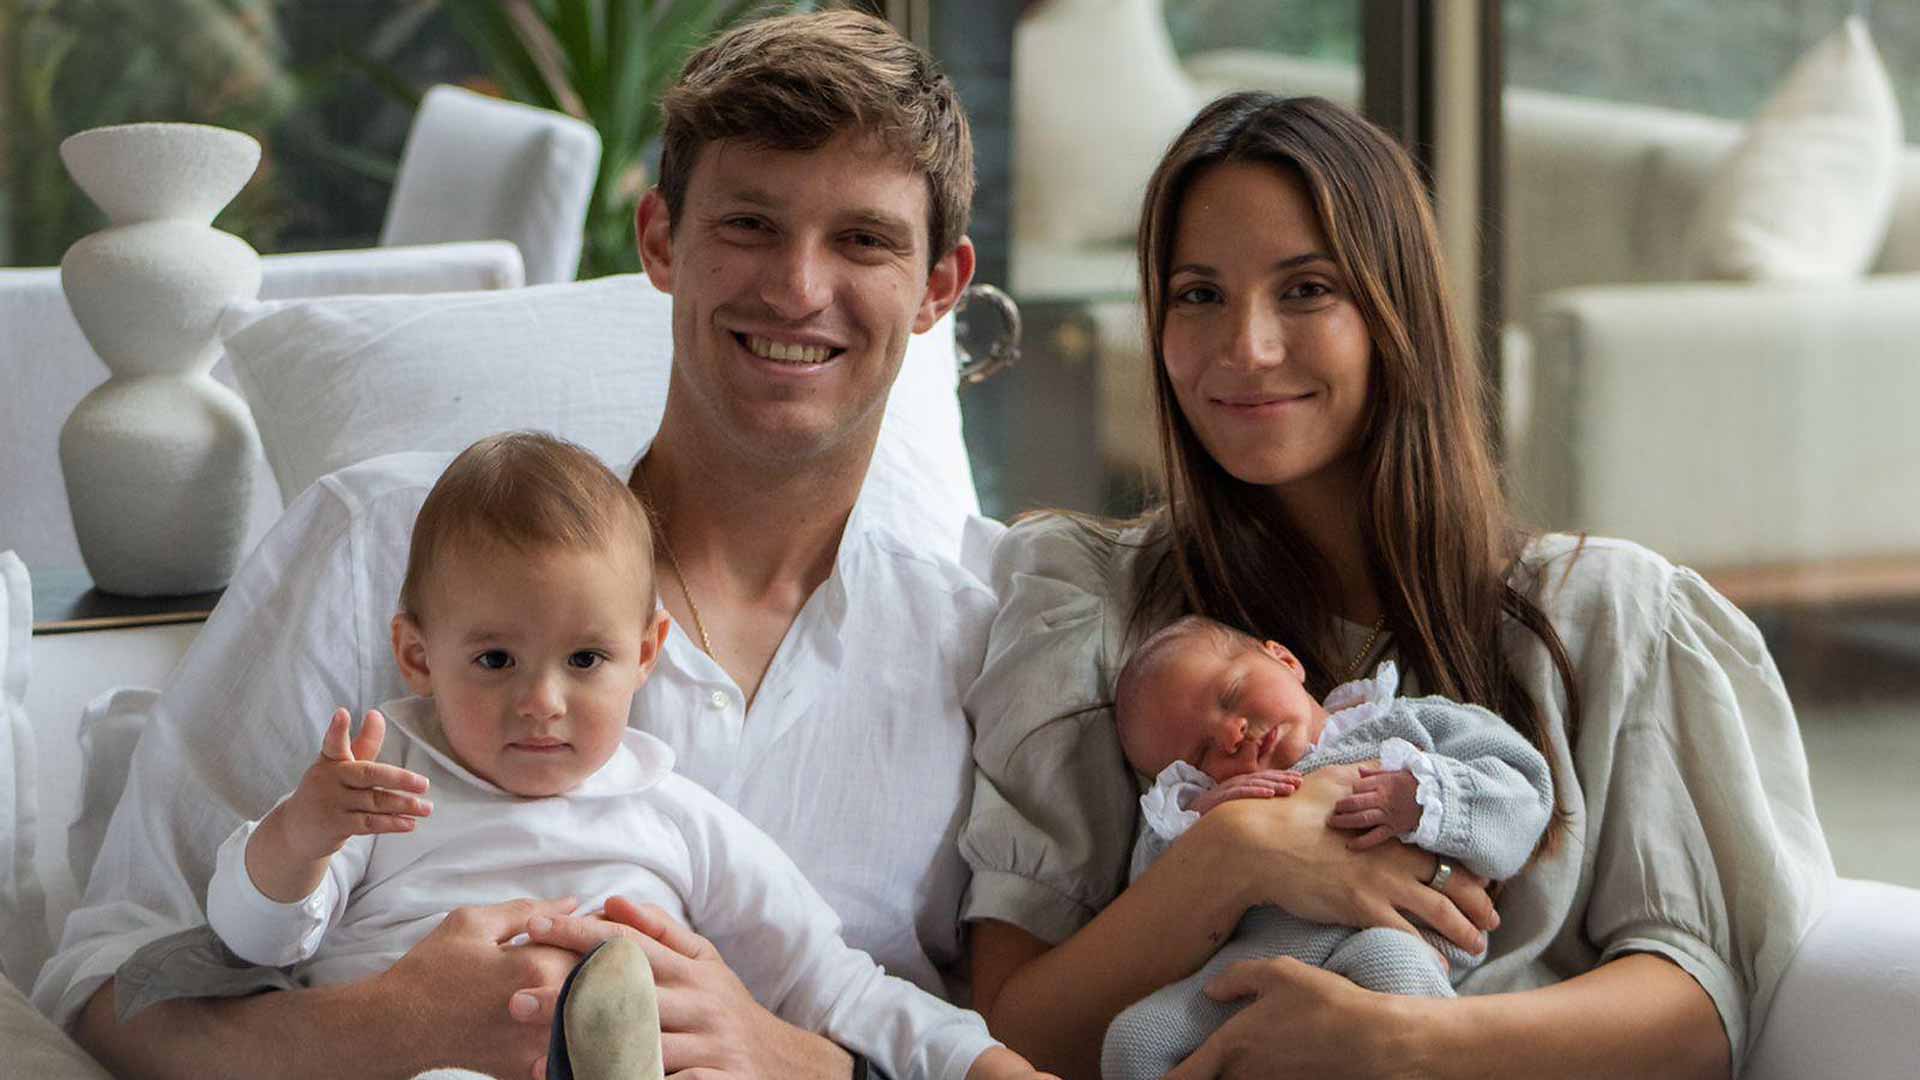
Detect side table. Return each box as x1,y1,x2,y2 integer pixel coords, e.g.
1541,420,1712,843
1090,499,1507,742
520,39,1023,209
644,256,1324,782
31,567,221,634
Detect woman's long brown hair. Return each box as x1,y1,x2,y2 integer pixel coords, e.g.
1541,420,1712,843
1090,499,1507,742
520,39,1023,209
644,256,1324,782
1133,93,1582,848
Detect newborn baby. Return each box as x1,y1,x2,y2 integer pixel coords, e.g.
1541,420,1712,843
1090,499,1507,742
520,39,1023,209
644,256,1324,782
1101,615,1554,1080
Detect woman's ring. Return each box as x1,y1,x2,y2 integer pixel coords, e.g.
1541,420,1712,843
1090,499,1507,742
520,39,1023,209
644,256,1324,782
1427,859,1454,891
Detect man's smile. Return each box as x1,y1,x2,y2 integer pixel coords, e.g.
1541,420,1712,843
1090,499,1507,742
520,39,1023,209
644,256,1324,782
733,331,846,366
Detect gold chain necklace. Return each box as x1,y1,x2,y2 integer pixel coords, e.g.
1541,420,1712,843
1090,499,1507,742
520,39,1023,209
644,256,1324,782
1341,615,1388,683
633,470,715,657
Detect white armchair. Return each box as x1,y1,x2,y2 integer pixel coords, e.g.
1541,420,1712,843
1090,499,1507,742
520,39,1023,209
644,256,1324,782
380,84,601,285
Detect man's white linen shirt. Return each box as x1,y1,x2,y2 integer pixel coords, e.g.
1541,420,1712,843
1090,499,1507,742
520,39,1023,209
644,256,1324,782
36,450,995,1032
204,698,996,1080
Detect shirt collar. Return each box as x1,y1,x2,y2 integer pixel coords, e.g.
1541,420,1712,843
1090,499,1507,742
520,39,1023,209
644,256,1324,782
628,442,879,675
380,694,675,800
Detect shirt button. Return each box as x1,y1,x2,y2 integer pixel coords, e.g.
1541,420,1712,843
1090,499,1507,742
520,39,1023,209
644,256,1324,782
708,690,729,710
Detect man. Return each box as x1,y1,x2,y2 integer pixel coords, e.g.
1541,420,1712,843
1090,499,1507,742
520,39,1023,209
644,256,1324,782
36,12,991,1078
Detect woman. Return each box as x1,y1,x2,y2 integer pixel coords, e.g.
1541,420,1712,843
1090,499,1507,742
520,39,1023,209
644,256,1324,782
961,94,1831,1078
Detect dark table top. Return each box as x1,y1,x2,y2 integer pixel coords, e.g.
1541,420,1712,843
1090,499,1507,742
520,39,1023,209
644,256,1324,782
30,567,221,634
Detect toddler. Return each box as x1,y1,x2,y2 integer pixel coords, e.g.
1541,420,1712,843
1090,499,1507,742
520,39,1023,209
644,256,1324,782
1100,614,1554,1080
205,431,1032,1080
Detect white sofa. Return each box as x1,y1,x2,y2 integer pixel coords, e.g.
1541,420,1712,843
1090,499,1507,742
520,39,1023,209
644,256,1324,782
1013,2,1920,577
1501,98,1920,572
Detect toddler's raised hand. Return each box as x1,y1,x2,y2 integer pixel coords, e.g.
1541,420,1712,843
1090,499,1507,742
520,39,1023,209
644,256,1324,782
1328,766,1421,849
270,707,432,863
1192,769,1303,815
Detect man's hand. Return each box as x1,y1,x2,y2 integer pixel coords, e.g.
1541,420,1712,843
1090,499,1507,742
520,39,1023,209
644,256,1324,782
1192,769,1303,816
247,707,432,902
524,895,851,1079
1328,766,1422,850
370,897,583,1078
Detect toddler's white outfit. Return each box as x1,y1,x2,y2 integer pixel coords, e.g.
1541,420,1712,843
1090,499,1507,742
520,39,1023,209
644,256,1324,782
1102,663,1553,1080
206,695,996,1080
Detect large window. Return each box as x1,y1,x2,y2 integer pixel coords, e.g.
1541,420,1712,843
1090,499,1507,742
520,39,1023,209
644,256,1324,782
977,0,1360,518
0,1,493,266
1506,0,1920,121
1500,2,1920,885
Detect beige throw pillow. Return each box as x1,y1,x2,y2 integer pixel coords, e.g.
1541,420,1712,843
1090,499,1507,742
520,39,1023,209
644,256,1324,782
1690,16,1903,280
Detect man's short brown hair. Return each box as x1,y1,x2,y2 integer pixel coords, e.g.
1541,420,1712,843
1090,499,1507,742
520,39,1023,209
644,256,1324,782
658,9,975,262
400,432,655,623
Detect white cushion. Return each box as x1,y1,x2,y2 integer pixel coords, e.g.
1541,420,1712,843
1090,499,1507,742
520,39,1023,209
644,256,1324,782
256,240,524,300
0,552,47,988
220,274,978,559
21,623,197,995
66,688,156,895
1744,878,1920,1080
1689,16,1904,281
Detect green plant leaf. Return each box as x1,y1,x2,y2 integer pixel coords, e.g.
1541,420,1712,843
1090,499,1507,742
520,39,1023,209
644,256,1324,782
281,113,401,185
441,0,809,277
442,1,556,111
318,50,426,111
549,0,602,103
602,0,656,149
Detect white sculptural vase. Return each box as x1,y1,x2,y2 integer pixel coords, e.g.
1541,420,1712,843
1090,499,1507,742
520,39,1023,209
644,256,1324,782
58,122,265,596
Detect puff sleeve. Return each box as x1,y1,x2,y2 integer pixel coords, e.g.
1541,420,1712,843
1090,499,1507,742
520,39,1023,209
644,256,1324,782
959,516,1144,945
1570,558,1833,1070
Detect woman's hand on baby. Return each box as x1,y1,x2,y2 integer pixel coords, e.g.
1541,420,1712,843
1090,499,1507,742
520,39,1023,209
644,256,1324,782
1198,765,1495,954
1327,766,1421,849
1162,955,1418,1080
270,706,432,862
1192,769,1303,815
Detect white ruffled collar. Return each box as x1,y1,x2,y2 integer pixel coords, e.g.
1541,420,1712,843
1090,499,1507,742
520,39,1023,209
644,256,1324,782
1314,660,1400,749
380,694,675,800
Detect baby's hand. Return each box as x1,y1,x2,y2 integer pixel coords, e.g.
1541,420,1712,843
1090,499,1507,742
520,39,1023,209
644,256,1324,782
1328,766,1421,849
268,707,432,862
1192,769,1303,815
